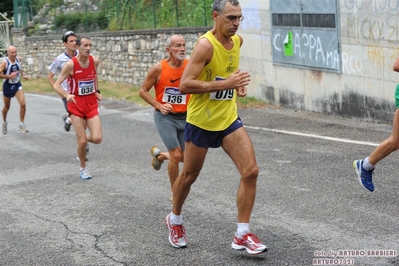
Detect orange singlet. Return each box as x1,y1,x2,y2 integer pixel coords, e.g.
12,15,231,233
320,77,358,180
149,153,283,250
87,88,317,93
154,59,189,113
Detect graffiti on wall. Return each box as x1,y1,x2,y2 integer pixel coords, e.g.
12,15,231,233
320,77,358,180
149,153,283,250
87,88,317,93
342,52,363,73
272,30,341,72
344,0,399,13
347,15,399,41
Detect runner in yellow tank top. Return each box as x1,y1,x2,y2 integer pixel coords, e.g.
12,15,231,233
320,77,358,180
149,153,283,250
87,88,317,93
186,31,240,131
164,0,267,255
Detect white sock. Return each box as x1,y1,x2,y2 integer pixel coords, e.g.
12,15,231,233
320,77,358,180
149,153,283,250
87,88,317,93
66,117,71,124
236,223,250,237
80,167,85,172
363,157,375,170
20,122,24,126
170,212,183,225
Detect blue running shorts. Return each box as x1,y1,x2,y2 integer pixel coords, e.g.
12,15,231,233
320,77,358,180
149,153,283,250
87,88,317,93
3,82,22,98
184,117,243,148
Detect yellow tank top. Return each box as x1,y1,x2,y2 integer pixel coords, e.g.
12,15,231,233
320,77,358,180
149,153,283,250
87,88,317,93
186,31,240,131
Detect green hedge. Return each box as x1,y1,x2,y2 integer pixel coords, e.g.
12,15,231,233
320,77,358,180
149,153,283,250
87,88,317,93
54,11,108,32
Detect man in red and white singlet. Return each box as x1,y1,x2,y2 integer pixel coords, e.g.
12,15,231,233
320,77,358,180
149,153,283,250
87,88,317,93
53,36,102,180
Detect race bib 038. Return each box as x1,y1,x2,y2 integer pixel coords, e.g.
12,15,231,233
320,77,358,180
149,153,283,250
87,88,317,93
78,80,95,96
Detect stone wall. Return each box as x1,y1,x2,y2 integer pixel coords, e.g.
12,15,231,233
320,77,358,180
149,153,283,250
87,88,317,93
11,27,210,86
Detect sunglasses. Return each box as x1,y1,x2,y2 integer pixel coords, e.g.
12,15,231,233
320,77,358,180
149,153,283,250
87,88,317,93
219,14,244,22
63,31,75,42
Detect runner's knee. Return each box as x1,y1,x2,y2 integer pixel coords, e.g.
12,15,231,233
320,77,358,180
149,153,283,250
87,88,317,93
91,135,102,144
169,149,182,162
241,164,258,181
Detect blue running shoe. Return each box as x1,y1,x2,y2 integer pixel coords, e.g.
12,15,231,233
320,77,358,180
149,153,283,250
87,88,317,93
79,169,92,180
353,160,374,192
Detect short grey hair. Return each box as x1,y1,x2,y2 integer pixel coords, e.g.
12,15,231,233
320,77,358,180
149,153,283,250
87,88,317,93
166,34,184,47
212,0,240,12
76,36,91,46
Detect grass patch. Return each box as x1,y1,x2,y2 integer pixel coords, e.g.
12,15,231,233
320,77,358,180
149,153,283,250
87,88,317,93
22,77,268,108
23,78,150,106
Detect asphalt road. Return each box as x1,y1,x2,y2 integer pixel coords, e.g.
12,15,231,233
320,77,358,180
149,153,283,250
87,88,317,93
0,93,398,266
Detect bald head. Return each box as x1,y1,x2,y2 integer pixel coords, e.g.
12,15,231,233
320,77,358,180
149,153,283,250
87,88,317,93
6,45,17,58
7,45,16,52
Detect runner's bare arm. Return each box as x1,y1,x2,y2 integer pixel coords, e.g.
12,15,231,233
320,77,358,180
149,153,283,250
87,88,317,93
393,54,399,72
180,37,250,94
139,63,164,109
47,71,56,88
54,60,74,102
0,61,17,79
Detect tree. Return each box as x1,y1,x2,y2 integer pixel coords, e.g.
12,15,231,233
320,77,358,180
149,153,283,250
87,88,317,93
0,0,14,19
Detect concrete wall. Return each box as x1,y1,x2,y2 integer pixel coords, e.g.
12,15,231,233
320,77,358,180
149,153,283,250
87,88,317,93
239,0,398,122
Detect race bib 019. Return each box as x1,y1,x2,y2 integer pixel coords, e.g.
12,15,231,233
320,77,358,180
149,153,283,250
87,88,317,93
78,80,95,96
162,87,187,104
209,76,234,101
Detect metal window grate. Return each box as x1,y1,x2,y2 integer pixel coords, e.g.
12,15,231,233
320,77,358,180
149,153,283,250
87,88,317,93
302,14,335,28
272,13,301,27
272,13,336,28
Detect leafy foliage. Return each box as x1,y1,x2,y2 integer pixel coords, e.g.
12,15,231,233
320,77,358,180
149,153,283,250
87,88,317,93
54,11,108,32
25,0,213,33
0,0,14,17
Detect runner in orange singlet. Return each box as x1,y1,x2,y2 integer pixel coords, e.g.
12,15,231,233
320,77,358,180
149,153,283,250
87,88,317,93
139,34,189,202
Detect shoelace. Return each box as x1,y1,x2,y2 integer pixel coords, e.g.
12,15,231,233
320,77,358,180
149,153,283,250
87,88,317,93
243,232,261,244
171,224,185,239
81,170,89,176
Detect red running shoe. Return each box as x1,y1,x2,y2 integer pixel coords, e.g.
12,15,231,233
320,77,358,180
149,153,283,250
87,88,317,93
165,213,187,248
231,232,268,255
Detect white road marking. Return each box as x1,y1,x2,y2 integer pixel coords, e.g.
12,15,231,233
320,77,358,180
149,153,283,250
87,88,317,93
245,126,379,147
17,93,381,147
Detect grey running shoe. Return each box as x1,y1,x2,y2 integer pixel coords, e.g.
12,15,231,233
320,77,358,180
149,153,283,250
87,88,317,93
62,114,71,132
79,169,92,180
151,146,162,170
18,123,29,133
2,122,7,134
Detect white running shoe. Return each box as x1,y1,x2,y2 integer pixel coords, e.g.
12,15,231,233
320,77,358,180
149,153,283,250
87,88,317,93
18,123,29,133
231,232,268,255
79,169,92,180
165,213,187,248
2,122,7,134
